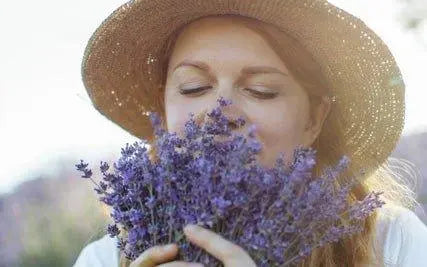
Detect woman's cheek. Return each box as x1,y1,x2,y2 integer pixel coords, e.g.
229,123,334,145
256,112,305,166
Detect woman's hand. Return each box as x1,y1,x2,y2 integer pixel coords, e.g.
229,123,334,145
128,243,203,267
129,224,257,267
180,224,257,267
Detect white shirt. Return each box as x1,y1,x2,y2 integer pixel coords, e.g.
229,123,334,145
72,205,427,267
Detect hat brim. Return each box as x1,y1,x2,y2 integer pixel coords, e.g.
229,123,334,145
81,0,405,174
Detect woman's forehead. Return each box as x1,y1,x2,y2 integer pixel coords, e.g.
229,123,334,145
168,19,289,75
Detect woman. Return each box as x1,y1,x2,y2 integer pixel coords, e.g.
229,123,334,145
74,0,427,266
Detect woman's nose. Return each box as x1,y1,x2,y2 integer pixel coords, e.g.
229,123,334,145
204,95,248,130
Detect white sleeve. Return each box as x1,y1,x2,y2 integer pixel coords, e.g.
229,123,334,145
73,234,120,267
383,207,427,266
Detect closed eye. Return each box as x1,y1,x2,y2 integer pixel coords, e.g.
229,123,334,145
179,86,278,99
178,86,211,95
245,88,278,99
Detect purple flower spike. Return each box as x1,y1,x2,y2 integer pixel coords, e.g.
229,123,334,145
76,96,385,266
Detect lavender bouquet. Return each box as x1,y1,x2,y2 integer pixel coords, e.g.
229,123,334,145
76,96,385,266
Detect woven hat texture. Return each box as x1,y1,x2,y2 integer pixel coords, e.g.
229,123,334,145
81,0,405,174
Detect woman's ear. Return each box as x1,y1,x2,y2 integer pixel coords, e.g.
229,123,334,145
303,96,332,147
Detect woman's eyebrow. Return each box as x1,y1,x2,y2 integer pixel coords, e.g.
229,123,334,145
173,60,210,73
242,65,289,77
172,59,289,77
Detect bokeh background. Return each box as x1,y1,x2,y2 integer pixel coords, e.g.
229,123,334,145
1,0,426,266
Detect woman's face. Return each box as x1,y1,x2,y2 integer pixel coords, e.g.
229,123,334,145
164,15,330,167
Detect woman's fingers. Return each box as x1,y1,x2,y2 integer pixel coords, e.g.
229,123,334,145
129,244,178,267
157,261,204,267
183,224,255,266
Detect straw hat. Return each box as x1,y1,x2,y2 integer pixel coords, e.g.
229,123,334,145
81,0,405,174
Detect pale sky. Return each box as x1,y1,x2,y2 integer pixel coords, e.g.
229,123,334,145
0,0,426,194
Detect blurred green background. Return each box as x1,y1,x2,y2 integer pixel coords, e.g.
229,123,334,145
0,161,111,267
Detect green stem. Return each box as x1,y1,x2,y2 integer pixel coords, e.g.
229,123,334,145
194,247,203,262
148,185,157,245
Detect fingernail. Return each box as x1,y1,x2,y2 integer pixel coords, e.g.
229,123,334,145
163,244,175,250
184,224,198,234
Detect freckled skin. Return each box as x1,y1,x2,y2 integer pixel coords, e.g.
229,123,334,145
164,15,330,168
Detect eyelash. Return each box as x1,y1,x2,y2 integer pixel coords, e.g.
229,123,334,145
179,86,278,99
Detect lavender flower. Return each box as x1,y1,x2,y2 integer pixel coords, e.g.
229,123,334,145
76,96,385,266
